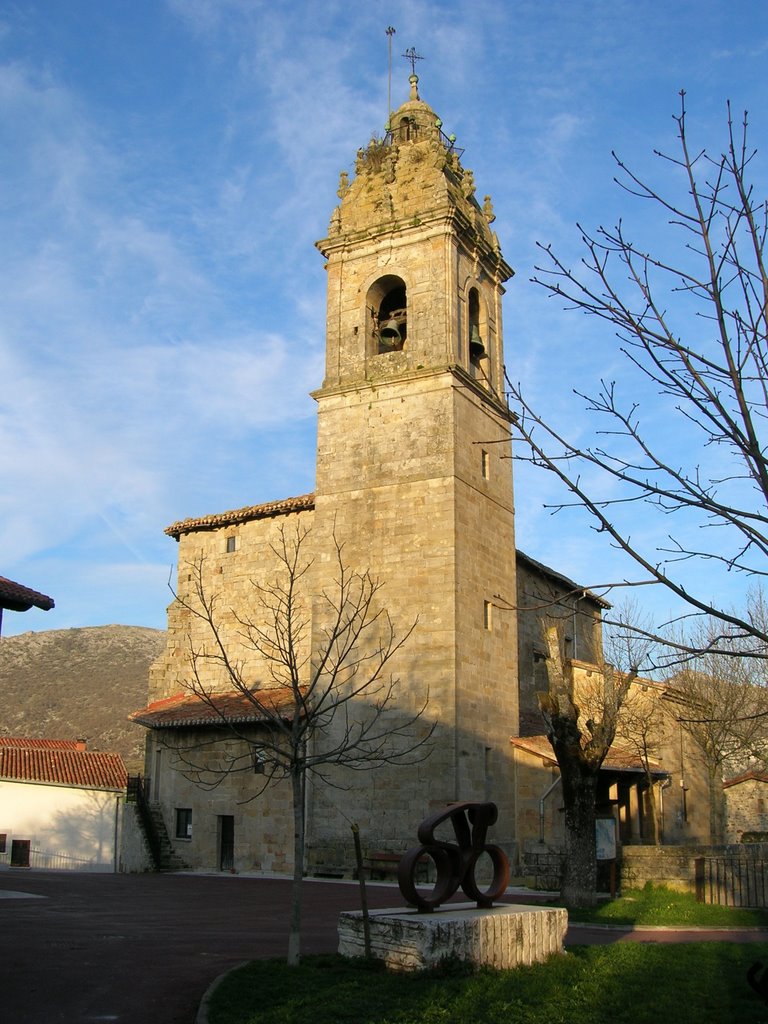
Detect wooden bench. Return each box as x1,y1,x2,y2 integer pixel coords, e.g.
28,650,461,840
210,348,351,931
364,851,430,882
365,851,400,880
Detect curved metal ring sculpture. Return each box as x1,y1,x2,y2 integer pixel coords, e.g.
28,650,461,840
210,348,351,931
397,801,510,913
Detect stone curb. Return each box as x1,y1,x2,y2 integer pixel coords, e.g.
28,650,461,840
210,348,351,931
567,922,768,933
196,961,250,1024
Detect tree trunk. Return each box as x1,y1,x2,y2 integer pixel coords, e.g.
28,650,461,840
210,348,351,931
707,770,725,845
287,766,305,966
560,766,599,907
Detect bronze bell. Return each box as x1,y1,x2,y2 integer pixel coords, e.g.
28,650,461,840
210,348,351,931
380,319,402,345
470,324,485,358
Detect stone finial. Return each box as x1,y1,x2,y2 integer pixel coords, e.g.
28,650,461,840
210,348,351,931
383,150,397,184
409,74,420,101
483,195,496,224
329,206,341,235
337,171,350,200
462,169,476,199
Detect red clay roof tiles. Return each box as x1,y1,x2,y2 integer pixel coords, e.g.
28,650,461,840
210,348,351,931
0,744,127,790
165,493,315,539
0,576,54,612
510,734,665,775
0,737,83,750
129,686,302,729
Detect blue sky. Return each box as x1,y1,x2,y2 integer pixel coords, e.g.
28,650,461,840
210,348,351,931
1,0,766,637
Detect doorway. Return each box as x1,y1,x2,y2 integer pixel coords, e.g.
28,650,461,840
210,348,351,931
218,815,234,871
10,839,30,868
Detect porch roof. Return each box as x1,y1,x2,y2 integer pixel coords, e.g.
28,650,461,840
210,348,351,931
129,686,304,729
511,734,667,776
0,575,54,613
723,769,768,789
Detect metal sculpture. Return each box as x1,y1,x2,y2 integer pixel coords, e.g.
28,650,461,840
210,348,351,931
748,962,768,1004
397,801,510,912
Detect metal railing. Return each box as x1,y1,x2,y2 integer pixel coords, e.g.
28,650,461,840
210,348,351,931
29,849,102,871
695,855,768,907
127,774,162,869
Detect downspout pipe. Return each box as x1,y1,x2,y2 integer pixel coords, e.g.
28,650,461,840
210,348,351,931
539,775,562,842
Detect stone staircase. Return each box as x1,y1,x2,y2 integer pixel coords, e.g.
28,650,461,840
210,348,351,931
147,805,189,871
126,776,190,872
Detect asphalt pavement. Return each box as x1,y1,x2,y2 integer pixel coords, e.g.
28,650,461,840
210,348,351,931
1,870,766,1024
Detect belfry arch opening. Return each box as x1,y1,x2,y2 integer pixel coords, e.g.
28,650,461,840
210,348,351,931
467,286,489,381
368,275,407,353
398,116,415,143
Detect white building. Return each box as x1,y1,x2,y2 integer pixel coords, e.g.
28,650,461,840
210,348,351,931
0,738,127,871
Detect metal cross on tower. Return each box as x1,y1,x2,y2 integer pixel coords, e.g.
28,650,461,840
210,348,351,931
402,47,424,76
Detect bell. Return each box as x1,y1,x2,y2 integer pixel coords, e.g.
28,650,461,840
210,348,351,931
380,319,402,345
469,324,485,358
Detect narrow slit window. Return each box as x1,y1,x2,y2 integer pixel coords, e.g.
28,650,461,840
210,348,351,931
226,536,237,553
481,449,490,479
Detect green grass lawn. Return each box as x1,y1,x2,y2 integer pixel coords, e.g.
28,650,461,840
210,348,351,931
565,883,768,927
208,945,768,1024
207,886,768,1024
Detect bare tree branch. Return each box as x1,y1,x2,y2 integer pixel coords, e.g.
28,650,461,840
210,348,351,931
509,94,768,659
164,522,433,964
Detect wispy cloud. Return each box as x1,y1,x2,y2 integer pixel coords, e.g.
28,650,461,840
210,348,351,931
1,0,766,634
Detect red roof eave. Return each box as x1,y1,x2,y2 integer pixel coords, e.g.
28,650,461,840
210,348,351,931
510,734,667,776
129,686,305,730
165,493,315,540
0,747,127,790
0,575,55,613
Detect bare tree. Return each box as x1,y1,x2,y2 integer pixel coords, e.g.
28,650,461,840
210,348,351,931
613,686,666,844
508,93,768,660
605,602,666,844
171,522,434,965
538,621,636,906
668,613,768,842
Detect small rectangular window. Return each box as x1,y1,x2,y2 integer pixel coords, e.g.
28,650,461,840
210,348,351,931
481,449,490,480
226,536,237,553
175,808,192,839
483,600,493,631
0,833,6,854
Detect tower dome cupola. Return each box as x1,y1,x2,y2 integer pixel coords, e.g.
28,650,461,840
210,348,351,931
316,71,512,398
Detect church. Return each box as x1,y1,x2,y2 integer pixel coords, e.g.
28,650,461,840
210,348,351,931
130,73,710,879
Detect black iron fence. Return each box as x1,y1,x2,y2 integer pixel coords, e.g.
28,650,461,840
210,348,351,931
127,774,161,869
695,855,768,907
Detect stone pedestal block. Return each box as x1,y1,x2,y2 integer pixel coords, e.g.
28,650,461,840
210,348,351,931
338,902,568,972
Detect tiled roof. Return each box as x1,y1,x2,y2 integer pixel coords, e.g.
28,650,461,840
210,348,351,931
129,686,303,729
0,737,83,750
0,576,55,613
0,745,127,791
165,493,316,539
724,770,768,789
516,551,610,609
511,734,666,775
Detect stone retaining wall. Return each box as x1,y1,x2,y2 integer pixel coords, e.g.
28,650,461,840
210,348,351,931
621,843,768,892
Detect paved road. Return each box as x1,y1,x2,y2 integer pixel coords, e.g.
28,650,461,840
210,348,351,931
0,871,404,1024
1,871,766,1024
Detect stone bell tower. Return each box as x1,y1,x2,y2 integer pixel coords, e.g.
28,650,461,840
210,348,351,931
308,73,519,865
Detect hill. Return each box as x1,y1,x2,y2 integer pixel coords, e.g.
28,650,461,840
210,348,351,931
0,625,166,773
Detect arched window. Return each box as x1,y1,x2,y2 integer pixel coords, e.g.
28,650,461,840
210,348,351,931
367,275,407,353
467,286,489,380
399,116,415,143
